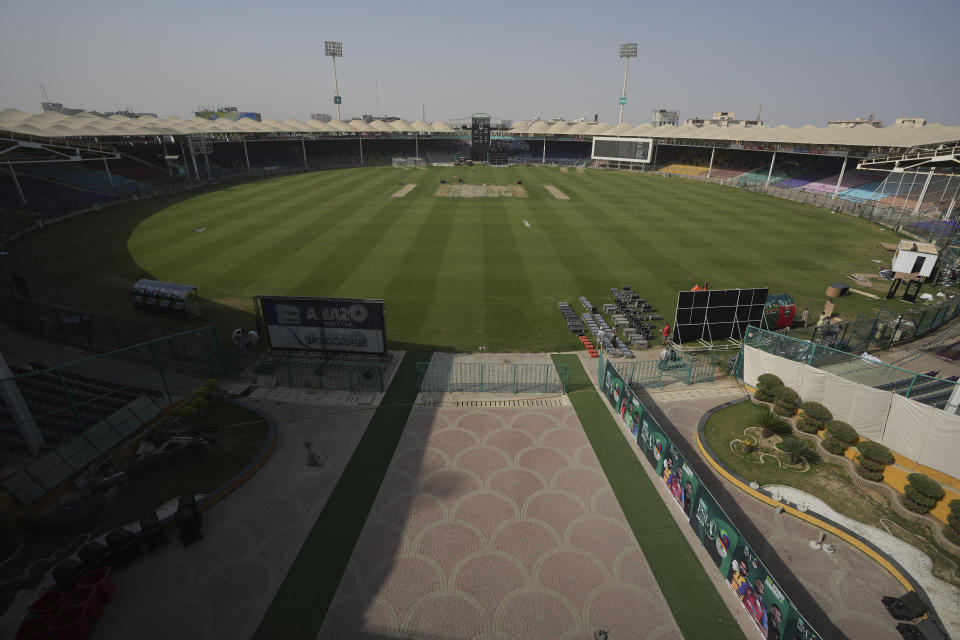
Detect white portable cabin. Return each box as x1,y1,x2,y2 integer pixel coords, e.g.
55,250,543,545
892,240,939,279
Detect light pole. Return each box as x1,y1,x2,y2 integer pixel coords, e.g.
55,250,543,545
324,40,343,121
618,43,637,126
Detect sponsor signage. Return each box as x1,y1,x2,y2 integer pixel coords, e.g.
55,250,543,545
255,295,386,355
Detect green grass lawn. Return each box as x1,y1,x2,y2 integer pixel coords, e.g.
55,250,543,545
10,166,908,352
704,400,960,587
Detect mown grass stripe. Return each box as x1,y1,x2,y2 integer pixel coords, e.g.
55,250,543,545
253,349,431,639
552,354,745,640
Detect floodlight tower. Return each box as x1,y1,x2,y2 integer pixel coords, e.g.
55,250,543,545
618,42,638,126
324,40,343,121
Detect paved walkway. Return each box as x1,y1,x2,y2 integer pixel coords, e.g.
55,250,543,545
319,404,683,640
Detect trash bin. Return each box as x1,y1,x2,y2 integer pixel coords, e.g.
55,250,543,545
52,559,85,592
105,528,141,567
77,542,111,572
61,586,102,625
175,503,202,546
139,510,168,550
49,606,91,640
77,567,115,604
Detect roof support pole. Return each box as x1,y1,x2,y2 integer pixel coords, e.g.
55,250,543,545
102,157,114,194
898,171,920,223
243,138,251,174
6,163,26,205
542,137,546,165
832,153,848,199
912,169,935,216
0,351,45,456
302,138,308,170
415,135,419,160
946,178,960,219
707,145,716,179
203,151,211,180
359,137,363,166
765,150,777,187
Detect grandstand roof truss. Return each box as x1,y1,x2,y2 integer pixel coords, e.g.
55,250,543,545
0,138,119,164
858,143,960,177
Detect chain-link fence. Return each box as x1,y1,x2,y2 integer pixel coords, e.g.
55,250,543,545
416,362,568,394
610,351,718,389
225,352,385,392
811,295,960,353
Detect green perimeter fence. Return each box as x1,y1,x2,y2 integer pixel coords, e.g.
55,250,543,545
416,362,568,394
225,353,385,392
738,326,959,406
811,295,960,354
611,351,718,389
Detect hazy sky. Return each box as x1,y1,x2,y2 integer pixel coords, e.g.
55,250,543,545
2,0,958,127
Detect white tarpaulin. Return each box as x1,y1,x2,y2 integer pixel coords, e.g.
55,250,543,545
883,394,932,461
918,409,960,476
743,345,764,387
848,384,893,442
822,373,859,424
799,364,827,404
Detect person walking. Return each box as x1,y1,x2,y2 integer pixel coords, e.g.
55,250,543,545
800,307,809,328
662,323,671,346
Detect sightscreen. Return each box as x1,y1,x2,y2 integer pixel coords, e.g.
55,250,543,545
591,136,653,163
672,288,768,344
255,296,386,355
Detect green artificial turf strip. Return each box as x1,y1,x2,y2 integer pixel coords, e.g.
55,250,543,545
253,349,430,639
13,166,906,352
552,354,745,639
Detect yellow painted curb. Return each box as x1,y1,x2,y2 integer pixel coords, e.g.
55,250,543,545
696,432,913,590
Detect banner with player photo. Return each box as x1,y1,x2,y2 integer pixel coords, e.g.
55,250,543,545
598,357,822,640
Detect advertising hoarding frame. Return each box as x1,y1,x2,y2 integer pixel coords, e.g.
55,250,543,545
253,295,387,356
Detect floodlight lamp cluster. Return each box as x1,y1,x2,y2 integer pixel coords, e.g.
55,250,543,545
324,41,342,57
619,43,638,58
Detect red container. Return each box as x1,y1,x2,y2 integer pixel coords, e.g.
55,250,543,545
27,591,64,616
60,586,102,625
14,614,51,640
49,607,91,640
77,567,115,604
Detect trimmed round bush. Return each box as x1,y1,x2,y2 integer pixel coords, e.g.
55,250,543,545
204,379,221,390
950,499,960,520
773,402,796,418
193,386,211,399
901,473,944,514
179,405,198,422
946,501,960,544
822,435,849,456
775,386,800,406
800,401,832,423
825,420,859,445
757,373,783,390
856,466,885,482
856,441,894,465
796,415,822,434
189,396,209,412
755,388,776,403
856,456,885,473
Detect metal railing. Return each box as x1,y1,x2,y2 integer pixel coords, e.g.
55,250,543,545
415,362,568,394
226,353,385,392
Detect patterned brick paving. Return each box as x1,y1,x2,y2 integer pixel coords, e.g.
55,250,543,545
319,406,682,640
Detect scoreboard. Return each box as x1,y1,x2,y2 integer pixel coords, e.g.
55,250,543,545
591,136,654,163
471,114,491,161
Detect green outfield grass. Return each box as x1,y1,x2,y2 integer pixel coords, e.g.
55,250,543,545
11,166,905,352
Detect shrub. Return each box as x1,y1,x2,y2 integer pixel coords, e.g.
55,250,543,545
900,473,944,514
755,388,776,403
825,420,859,445
755,407,791,436
856,455,885,473
797,415,822,434
757,373,784,390
179,405,198,423
856,441,894,465
775,387,800,406
193,386,211,399
189,396,209,412
822,435,849,456
776,438,816,465
856,466,885,482
204,378,221,390
800,401,832,423
946,501,960,544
